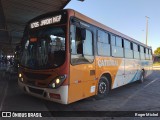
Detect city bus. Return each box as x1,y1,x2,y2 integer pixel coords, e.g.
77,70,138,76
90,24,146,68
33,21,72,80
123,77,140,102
18,9,153,104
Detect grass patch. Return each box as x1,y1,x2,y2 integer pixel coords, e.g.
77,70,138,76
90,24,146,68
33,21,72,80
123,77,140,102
153,62,160,66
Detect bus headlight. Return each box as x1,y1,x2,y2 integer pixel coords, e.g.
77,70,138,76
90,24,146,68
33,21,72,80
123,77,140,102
49,75,67,89
18,73,24,82
19,73,22,78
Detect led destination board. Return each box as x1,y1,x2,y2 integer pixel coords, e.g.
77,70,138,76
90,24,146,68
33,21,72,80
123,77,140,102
30,15,62,29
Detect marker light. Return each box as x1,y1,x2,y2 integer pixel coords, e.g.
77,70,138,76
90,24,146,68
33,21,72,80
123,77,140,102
52,83,55,88
21,78,23,82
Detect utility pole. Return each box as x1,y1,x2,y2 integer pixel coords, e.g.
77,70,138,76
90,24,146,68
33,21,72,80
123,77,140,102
145,16,149,46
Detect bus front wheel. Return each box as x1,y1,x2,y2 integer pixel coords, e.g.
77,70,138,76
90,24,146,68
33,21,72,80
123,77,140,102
95,76,110,99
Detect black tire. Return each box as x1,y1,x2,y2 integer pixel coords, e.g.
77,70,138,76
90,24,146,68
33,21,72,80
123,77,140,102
139,70,145,83
95,76,110,99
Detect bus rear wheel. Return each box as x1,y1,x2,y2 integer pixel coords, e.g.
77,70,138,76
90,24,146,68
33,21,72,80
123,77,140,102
139,70,145,83
95,76,110,100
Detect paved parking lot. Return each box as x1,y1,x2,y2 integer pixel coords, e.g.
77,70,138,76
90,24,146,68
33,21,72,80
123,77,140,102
0,69,160,120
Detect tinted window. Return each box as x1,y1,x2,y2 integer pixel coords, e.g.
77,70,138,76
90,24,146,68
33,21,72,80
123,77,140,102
124,39,133,58
111,35,116,46
124,39,131,49
140,46,144,53
97,30,110,56
133,43,138,51
116,37,122,47
149,49,152,55
20,26,66,70
146,48,148,54
83,30,93,55
149,49,152,60
98,30,109,44
140,46,145,60
70,25,94,65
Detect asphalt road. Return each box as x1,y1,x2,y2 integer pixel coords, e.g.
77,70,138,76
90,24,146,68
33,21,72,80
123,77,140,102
0,69,160,120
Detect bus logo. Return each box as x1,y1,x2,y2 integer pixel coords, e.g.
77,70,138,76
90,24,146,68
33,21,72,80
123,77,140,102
98,59,118,67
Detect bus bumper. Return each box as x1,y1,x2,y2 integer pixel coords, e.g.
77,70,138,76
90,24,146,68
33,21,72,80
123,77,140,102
18,80,68,104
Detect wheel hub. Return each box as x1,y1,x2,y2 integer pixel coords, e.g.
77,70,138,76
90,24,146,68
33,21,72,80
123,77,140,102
99,82,106,94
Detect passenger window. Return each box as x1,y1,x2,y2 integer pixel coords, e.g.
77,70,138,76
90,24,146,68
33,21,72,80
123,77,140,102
116,37,122,47
145,48,150,60
98,30,109,43
149,49,152,60
83,30,93,55
124,39,131,49
97,30,110,56
111,35,123,57
124,39,133,59
133,43,138,51
140,46,145,60
111,35,116,46
70,25,94,65
133,43,140,59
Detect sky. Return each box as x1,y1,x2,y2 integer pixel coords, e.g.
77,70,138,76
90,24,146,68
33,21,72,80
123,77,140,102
65,0,160,52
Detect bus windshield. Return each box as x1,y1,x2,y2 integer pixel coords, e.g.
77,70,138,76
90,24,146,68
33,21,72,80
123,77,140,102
20,25,66,70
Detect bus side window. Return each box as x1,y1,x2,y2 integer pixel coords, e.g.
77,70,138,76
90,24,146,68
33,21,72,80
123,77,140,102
70,24,94,65
77,41,83,54
111,35,123,57
145,48,149,60
76,27,83,54
97,30,110,56
133,43,140,59
70,25,83,55
140,46,145,60
111,35,116,46
70,25,77,54
149,49,152,60
124,39,133,59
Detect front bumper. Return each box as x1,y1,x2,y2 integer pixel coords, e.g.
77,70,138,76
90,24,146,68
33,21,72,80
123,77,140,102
18,80,68,104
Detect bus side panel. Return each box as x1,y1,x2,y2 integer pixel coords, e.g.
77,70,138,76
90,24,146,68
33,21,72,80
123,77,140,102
111,58,125,89
68,81,97,104
124,59,153,84
95,56,123,89
140,59,153,77
148,60,153,76
124,59,140,84
145,60,153,77
68,62,97,103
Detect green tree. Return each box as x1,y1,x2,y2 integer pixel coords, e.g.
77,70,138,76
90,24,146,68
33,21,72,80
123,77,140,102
154,47,160,55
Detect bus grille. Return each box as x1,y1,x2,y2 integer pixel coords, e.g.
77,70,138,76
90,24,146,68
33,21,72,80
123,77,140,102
28,87,44,95
27,81,35,86
24,72,51,80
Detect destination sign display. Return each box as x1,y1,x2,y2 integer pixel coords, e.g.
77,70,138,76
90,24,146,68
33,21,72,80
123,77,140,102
30,15,62,29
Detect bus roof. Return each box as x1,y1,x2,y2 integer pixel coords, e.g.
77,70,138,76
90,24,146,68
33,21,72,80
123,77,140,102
69,9,151,49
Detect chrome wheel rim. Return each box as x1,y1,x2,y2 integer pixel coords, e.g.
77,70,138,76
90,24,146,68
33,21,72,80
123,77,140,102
99,81,106,94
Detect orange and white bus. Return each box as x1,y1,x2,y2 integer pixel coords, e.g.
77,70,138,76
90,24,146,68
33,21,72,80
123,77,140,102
18,9,153,104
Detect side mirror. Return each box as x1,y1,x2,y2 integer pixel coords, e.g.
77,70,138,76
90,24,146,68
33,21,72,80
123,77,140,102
81,28,86,40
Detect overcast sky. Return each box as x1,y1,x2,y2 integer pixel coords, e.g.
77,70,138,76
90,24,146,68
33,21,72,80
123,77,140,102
65,0,160,51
